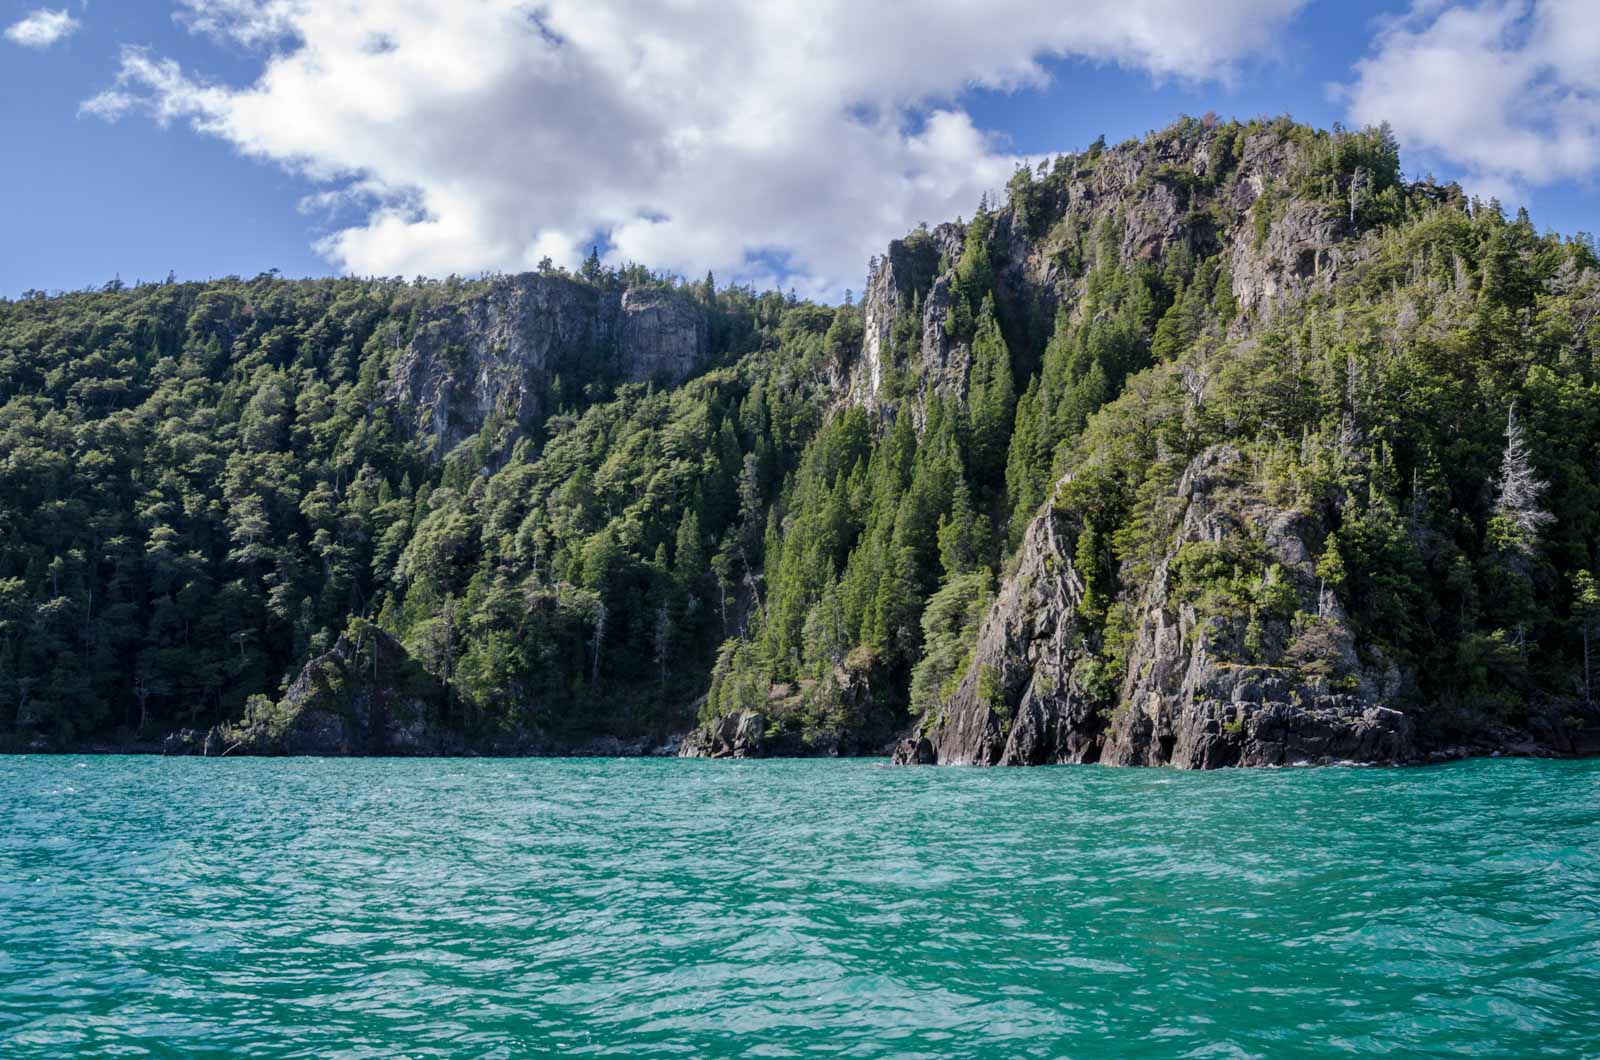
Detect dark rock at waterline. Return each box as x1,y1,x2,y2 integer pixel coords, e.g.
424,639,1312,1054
679,710,768,759
677,705,892,759
890,737,936,766
161,729,204,756
566,733,683,757
218,623,468,756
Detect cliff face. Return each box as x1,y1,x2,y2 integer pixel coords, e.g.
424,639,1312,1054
847,224,961,416
384,274,708,458
618,286,708,384
898,496,1094,766
51,119,1586,765
1103,446,1412,767
897,446,1414,768
847,126,1359,420
836,122,1431,768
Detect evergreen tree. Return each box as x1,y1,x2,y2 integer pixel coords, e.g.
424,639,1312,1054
967,295,1016,485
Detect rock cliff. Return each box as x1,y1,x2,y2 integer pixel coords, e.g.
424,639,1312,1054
847,225,960,414
847,124,1361,420
897,446,1415,768
385,274,707,458
678,709,769,759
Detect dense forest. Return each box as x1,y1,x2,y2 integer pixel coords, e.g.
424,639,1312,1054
0,260,837,743
3,115,1598,759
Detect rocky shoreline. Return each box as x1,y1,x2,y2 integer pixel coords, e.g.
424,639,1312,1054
5,718,1596,765
5,582,1593,768
2,729,686,759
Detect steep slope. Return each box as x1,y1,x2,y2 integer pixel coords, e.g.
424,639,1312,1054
897,445,1414,766
687,117,1426,758
5,115,1600,764
881,124,1600,766
697,116,1600,765
386,274,707,458
843,120,1365,422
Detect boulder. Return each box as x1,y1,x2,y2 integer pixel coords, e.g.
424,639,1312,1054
678,710,768,759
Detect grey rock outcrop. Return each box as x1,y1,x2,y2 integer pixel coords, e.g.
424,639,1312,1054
1100,446,1412,767
902,496,1099,766
619,286,708,384
847,225,961,414
850,125,1359,424
385,274,707,458
897,446,1416,768
679,709,768,759
160,727,221,756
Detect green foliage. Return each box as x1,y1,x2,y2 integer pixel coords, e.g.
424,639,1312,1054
1036,180,1600,730
0,267,832,741
1170,540,1261,622
967,295,1016,484
6,115,1599,751
978,663,1008,726
908,570,991,720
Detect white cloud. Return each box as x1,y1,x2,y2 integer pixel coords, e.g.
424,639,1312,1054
80,48,233,126
1342,0,1600,195
86,0,1305,299
174,0,299,47
5,7,80,49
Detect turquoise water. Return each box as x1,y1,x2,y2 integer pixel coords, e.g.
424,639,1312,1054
1,757,1598,1057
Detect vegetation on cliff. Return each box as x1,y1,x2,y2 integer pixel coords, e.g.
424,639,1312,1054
3,115,1598,758
0,264,831,742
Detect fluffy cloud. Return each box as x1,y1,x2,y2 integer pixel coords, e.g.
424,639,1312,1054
1342,0,1600,197
86,0,1304,298
5,8,80,48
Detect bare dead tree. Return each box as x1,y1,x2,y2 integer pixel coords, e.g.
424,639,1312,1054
590,599,607,687
1493,404,1553,548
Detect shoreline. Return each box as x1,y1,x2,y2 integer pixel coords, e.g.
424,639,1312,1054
5,732,1597,768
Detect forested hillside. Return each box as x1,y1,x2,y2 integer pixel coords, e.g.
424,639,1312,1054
0,263,836,744
5,115,1599,762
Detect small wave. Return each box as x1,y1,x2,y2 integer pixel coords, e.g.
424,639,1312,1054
0,755,1596,1056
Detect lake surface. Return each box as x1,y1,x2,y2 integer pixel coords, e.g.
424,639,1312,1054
1,756,1597,1057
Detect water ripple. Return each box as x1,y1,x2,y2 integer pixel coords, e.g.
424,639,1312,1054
1,756,1598,1057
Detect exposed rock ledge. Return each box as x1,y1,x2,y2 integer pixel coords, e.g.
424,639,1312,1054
385,274,709,459
678,710,769,759
894,445,1594,769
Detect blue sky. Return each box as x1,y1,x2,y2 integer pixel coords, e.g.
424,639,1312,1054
2,1,1595,300
2,4,329,291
